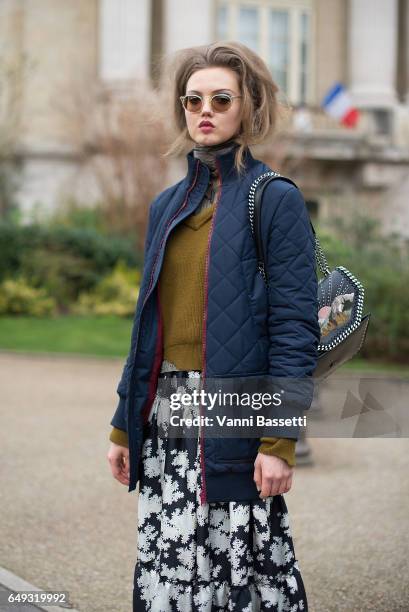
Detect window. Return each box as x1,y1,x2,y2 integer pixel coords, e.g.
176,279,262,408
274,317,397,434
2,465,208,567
268,10,289,94
215,0,314,105
238,7,259,53
299,10,311,104
218,5,229,40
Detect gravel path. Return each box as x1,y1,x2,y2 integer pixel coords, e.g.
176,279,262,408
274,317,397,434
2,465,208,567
0,351,408,612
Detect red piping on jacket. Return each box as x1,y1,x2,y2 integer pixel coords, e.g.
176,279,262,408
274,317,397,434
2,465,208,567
199,159,223,505
141,287,163,425
138,161,201,430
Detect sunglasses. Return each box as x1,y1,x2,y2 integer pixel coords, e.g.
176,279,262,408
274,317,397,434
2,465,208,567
180,93,242,113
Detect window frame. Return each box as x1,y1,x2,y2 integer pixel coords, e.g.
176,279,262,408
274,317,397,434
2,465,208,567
214,0,316,105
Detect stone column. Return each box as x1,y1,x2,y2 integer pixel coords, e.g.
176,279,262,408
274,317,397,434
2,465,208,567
405,0,409,103
98,0,150,81
348,0,398,107
163,0,214,54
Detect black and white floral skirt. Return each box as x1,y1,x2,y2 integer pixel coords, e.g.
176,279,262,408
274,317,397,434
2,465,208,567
133,366,308,611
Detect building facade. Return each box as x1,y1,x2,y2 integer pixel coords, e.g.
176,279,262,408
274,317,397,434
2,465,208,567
0,0,408,236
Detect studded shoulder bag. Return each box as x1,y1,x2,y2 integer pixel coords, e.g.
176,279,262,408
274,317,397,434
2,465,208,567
248,171,371,380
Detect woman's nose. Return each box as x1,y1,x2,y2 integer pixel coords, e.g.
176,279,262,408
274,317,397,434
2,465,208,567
201,96,213,114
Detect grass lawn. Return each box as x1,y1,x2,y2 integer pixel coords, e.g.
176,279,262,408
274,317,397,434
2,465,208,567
0,315,133,359
338,357,409,377
0,315,408,377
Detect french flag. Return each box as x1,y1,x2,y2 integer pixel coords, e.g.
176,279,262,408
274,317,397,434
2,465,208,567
321,82,360,128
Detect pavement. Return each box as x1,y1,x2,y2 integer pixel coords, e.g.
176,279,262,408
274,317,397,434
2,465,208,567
0,584,42,612
0,566,78,611
0,351,408,612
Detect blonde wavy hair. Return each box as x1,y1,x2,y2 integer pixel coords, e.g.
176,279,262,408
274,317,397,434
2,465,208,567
160,41,281,174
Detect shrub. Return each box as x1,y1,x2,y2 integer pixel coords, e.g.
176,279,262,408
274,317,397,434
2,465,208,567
72,260,140,317
0,276,57,316
0,221,142,310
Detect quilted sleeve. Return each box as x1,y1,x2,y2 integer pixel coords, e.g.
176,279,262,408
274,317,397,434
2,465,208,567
109,202,158,433
264,184,320,438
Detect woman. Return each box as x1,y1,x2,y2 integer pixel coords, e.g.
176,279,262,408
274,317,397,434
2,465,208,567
107,41,320,611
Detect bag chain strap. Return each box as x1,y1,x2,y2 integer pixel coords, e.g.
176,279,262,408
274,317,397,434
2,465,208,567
249,171,331,278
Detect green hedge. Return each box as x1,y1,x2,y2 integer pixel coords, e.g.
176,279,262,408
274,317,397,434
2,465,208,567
0,222,142,308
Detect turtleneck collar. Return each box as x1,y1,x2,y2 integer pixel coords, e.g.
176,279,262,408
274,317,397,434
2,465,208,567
187,139,256,187
192,137,238,170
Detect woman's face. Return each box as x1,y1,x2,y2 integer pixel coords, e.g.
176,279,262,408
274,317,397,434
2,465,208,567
183,66,242,146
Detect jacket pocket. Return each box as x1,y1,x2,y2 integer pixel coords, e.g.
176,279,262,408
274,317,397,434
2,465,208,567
215,437,257,463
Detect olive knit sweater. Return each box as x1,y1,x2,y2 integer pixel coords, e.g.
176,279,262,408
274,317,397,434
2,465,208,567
109,140,296,467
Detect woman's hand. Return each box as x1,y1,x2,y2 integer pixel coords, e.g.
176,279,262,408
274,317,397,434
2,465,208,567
107,442,130,486
253,452,293,498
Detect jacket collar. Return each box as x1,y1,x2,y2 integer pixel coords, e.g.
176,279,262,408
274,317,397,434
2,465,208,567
186,142,259,187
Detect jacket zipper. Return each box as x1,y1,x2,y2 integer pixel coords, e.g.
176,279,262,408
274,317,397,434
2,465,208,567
128,161,200,488
199,159,222,505
131,161,201,367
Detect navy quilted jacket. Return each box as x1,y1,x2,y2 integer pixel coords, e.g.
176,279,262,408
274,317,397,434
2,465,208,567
110,144,320,503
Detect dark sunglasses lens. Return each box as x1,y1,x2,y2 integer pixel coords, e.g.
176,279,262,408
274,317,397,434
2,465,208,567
185,96,202,112
212,94,232,111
